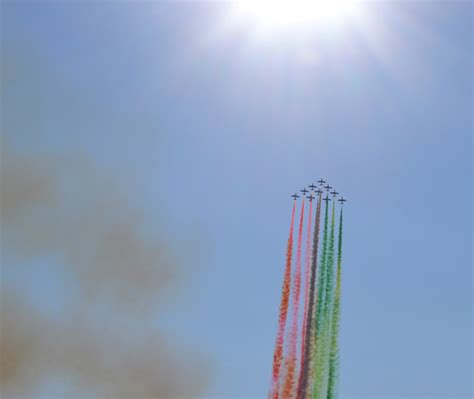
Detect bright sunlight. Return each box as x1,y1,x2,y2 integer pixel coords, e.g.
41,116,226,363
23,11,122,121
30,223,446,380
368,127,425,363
232,0,362,31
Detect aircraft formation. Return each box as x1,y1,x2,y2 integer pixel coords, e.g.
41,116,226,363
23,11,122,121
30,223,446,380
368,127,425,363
290,178,347,205
270,178,347,399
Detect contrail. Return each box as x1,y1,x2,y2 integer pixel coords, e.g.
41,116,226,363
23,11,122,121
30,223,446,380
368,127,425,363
269,201,297,399
296,193,322,399
327,207,343,399
282,199,305,398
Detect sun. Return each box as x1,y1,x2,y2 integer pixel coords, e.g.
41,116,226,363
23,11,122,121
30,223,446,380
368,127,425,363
232,0,361,31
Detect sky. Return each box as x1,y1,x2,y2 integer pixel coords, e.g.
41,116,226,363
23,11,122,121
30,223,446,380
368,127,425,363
1,1,472,398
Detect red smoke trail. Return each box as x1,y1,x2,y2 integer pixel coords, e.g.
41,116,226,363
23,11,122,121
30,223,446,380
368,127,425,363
297,198,313,391
281,199,305,399
269,202,297,399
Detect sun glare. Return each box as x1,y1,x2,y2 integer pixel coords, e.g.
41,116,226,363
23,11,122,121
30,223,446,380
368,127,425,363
233,0,360,30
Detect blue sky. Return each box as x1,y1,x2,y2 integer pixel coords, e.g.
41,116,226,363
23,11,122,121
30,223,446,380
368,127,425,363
2,1,472,398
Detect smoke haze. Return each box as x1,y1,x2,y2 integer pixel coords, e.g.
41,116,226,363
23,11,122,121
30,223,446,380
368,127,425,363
1,45,211,397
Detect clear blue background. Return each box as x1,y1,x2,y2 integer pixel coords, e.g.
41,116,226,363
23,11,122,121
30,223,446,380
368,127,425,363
2,1,472,397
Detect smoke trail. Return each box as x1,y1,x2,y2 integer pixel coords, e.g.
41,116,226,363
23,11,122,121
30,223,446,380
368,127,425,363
315,200,337,399
311,198,331,399
269,202,297,399
327,208,343,399
296,193,322,399
281,199,305,398
296,198,313,393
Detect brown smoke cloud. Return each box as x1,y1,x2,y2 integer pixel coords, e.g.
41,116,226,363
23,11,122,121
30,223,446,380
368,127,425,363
1,148,211,398
2,152,185,310
1,293,210,399
1,28,211,396
0,148,211,398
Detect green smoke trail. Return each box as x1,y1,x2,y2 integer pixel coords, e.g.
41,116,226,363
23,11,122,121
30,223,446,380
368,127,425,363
327,208,343,399
311,198,331,398
313,200,336,399
317,200,336,399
